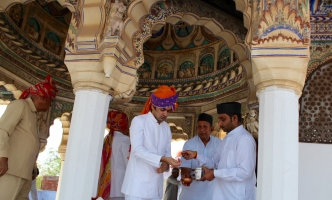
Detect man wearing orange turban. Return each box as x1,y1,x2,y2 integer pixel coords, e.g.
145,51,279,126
122,85,181,200
96,110,130,200
0,75,58,200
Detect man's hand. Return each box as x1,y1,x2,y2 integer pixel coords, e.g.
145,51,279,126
0,157,8,177
181,150,197,160
32,167,39,180
200,166,215,181
181,174,193,186
156,162,169,173
161,157,181,168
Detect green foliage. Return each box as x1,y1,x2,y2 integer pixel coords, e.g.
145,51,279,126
36,148,62,189
36,176,42,190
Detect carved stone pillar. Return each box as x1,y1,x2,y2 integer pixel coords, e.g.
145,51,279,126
195,50,199,76
55,0,137,198
254,57,309,200
250,0,310,199
252,44,311,199
174,54,179,79
253,55,309,200
214,44,218,71
56,112,71,200
57,89,112,200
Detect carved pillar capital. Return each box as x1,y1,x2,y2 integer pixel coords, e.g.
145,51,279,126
65,37,136,102
250,0,310,46
252,52,310,96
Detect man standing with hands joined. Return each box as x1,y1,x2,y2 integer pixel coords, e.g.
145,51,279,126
182,102,256,200
121,85,181,200
179,113,221,200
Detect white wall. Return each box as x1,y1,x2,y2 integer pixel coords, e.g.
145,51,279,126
299,143,332,200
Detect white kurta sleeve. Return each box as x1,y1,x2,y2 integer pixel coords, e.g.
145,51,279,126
130,117,162,168
167,177,180,185
164,128,172,157
180,141,192,168
120,138,131,166
213,136,256,181
196,148,220,169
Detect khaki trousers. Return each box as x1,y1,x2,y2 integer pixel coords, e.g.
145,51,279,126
0,174,31,200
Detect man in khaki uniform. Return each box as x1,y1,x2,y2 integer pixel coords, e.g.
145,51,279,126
0,75,57,200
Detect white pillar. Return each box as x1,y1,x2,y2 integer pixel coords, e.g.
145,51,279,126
257,86,299,200
55,160,64,200
57,89,112,200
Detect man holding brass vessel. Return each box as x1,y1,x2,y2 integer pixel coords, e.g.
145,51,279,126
182,102,256,200
179,113,221,200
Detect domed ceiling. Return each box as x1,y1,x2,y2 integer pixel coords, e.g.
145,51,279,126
0,0,248,109
143,22,220,51
130,21,248,106
0,0,72,98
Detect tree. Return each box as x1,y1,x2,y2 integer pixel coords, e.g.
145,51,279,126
36,148,61,189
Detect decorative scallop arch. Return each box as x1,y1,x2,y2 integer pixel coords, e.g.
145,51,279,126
122,0,254,103
58,112,72,161
307,52,332,80
0,0,76,13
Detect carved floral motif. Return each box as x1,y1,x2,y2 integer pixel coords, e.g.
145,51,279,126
252,0,310,44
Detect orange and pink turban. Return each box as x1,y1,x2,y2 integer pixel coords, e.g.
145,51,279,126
96,110,129,200
141,85,179,114
19,75,58,99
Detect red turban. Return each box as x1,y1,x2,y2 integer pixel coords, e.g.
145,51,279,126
107,110,129,134
141,85,178,114
19,75,58,99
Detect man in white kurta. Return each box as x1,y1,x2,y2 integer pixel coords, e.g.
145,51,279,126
111,131,130,200
121,85,181,200
163,168,180,200
180,113,221,200
182,102,256,200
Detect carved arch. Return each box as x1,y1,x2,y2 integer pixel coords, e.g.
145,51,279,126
307,52,332,79
58,112,72,161
0,0,76,13
121,1,254,103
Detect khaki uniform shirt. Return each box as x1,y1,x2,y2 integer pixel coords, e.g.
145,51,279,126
0,98,39,180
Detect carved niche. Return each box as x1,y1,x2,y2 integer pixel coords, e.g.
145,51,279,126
104,0,127,38
43,32,61,55
9,4,24,27
217,48,231,70
155,61,174,79
138,60,152,79
178,60,195,78
199,54,214,75
245,109,259,140
25,17,41,42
